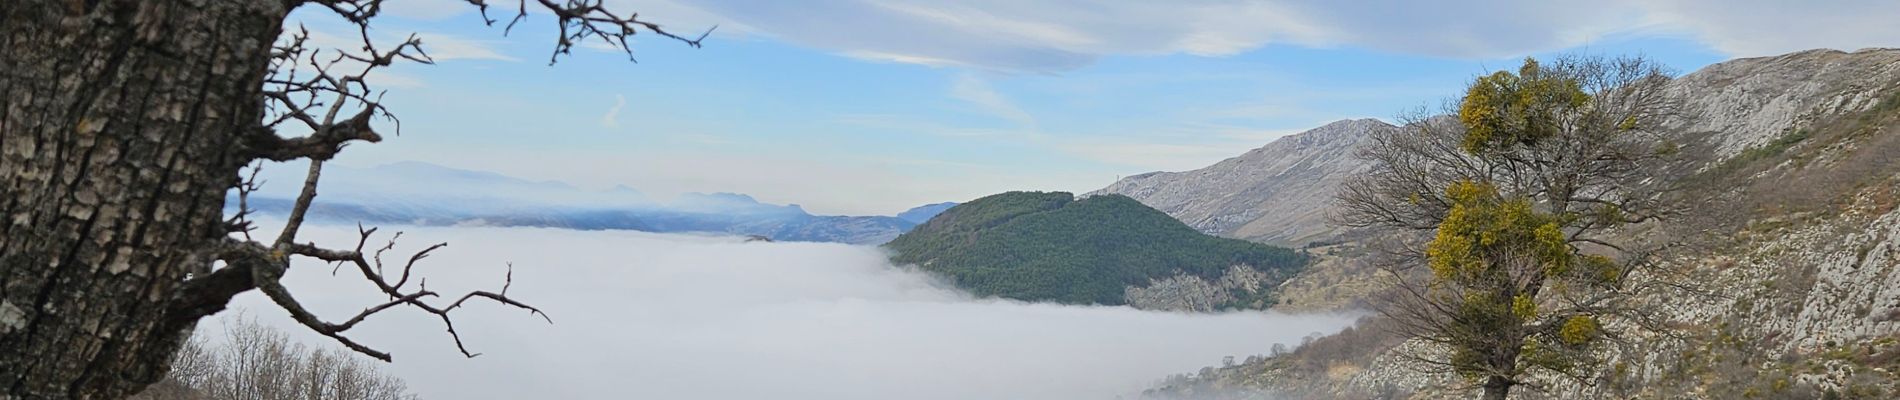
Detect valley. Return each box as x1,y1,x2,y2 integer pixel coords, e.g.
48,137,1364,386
222,47,1900,399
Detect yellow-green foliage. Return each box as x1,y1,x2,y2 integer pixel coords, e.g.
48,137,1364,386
1395,55,1671,391
1560,316,1601,345
1512,295,1538,320
1581,254,1620,284
1428,178,1616,377
1426,181,1572,281
1458,58,1591,153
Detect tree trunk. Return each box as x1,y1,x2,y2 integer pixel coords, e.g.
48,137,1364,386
1481,375,1512,400
1,0,285,398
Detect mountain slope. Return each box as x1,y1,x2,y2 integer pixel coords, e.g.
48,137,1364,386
1144,48,1900,400
1665,48,1900,160
1100,48,1900,248
1092,118,1395,247
884,191,1307,306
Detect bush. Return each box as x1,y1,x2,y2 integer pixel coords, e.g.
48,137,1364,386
132,315,418,400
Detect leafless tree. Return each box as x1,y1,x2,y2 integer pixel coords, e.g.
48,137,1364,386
131,315,418,400
1,0,705,397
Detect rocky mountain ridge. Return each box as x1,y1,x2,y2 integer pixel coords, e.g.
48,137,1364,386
1142,48,1900,399
1092,118,1394,247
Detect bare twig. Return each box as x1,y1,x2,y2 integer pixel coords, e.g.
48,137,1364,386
175,0,698,363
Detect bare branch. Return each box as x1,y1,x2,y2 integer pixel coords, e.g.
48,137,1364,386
461,0,713,64
189,0,697,364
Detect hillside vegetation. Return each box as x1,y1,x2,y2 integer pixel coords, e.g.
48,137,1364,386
1141,48,1900,400
884,191,1307,305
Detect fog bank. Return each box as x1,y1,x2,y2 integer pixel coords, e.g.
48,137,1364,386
217,223,1356,400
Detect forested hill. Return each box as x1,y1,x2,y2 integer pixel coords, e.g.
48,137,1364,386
883,191,1308,306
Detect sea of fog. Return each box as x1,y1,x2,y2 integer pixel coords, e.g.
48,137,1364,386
213,223,1358,400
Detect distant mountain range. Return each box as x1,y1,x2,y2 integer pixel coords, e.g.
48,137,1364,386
232,161,954,244
894,202,957,224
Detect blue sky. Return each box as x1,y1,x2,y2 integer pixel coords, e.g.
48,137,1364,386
296,0,1897,215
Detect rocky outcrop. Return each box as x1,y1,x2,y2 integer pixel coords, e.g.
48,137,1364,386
1665,48,1900,159
1125,265,1278,312
1266,244,1385,313
1269,182,1900,399
1093,119,1394,247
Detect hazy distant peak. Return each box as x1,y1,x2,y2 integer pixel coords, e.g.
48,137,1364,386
669,192,807,216
373,160,512,181
895,202,959,224
675,192,767,208
365,160,577,190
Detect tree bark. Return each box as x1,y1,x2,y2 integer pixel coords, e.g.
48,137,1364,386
0,0,285,398
1481,375,1512,400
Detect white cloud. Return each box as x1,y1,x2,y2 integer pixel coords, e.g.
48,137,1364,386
949,74,1038,127
606,0,1609,72
412,32,518,62
299,27,515,63
609,0,1900,71
379,0,471,20
284,27,515,89
579,39,631,53
1635,0,1900,57
600,94,627,128
216,224,1359,400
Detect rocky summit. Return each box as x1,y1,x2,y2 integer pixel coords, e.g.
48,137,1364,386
1092,118,1395,247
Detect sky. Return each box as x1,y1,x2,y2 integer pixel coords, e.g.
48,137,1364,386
293,0,1900,215
217,222,1360,399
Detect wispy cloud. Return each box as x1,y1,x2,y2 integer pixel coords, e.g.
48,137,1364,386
600,94,627,128
379,0,471,20
1633,0,1900,57
413,32,519,62
287,27,515,89
637,0,1900,72
949,74,1038,128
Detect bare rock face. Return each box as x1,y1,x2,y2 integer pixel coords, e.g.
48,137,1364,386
1092,119,1395,247
1125,265,1277,312
1666,48,1900,159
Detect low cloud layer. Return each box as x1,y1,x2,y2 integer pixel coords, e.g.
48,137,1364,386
216,223,1356,399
